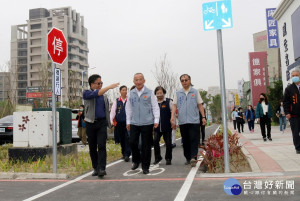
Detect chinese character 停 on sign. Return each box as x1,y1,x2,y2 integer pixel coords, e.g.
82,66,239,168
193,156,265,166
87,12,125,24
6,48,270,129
52,36,63,56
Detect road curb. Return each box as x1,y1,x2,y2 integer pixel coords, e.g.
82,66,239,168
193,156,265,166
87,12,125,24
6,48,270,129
0,172,69,179
197,171,285,178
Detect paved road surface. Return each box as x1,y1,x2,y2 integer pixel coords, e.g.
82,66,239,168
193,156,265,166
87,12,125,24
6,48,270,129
1,124,299,201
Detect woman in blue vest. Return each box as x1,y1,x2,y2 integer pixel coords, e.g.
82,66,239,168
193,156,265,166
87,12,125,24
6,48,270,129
245,105,255,133
110,85,131,162
255,93,273,142
153,86,173,165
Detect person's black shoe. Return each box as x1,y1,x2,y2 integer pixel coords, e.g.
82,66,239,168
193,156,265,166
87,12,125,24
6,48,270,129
143,169,149,174
263,138,267,142
171,143,176,148
185,160,190,165
131,163,139,170
98,170,107,177
268,137,272,141
124,156,130,162
296,150,300,154
153,157,162,165
166,160,171,165
91,169,98,176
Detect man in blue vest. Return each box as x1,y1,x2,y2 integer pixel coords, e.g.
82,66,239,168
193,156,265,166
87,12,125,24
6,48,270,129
126,73,160,174
171,74,206,167
83,74,119,178
110,85,131,162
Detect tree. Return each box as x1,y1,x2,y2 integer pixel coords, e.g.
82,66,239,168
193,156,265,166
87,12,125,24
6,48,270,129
0,61,17,117
37,60,52,108
199,90,210,105
209,94,222,123
152,54,180,99
267,80,283,123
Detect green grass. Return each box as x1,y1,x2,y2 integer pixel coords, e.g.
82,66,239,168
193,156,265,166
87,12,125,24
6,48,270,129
0,140,122,177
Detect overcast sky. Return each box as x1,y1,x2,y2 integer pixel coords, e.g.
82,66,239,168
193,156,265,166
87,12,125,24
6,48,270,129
0,0,282,91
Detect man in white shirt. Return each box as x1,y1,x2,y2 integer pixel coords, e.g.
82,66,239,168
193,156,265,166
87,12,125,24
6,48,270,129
125,73,160,174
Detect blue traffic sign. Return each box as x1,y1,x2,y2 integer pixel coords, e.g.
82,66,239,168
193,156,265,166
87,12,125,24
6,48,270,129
202,1,233,31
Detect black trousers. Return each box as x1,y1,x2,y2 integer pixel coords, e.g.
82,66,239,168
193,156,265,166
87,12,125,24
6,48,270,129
233,120,237,130
86,119,107,171
115,122,131,157
153,131,172,161
290,117,300,151
179,124,200,161
200,125,206,142
237,121,244,133
129,125,153,170
259,115,271,138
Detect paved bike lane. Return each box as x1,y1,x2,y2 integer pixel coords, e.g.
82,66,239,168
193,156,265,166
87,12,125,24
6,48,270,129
0,125,218,201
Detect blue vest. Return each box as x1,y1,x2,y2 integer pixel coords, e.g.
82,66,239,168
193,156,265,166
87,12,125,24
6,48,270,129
155,98,172,133
176,87,200,125
129,87,154,126
115,98,127,123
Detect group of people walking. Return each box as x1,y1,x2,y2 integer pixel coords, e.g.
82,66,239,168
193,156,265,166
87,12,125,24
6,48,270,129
81,73,206,178
231,69,300,154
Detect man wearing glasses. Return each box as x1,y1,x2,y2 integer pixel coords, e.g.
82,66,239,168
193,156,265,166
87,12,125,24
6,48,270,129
171,74,206,167
83,74,119,178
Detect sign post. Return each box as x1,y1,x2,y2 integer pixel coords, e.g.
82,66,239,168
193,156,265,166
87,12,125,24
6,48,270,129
202,0,233,173
47,27,68,173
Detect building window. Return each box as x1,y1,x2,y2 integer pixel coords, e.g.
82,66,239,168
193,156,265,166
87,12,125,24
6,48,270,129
31,24,41,29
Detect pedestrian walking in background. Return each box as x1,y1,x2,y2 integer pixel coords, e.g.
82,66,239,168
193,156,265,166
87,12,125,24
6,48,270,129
236,107,245,133
76,105,87,145
110,85,131,162
153,86,173,165
171,74,206,167
283,69,300,154
255,93,273,142
231,107,237,131
199,103,206,146
126,73,160,174
83,74,119,178
245,105,255,133
276,100,286,134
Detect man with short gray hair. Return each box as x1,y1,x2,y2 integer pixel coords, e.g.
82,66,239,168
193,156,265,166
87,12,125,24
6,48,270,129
283,69,300,154
125,73,160,174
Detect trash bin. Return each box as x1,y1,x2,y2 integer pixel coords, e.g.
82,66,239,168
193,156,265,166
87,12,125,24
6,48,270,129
32,108,72,144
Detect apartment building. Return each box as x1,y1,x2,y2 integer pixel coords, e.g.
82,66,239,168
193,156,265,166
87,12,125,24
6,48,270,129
11,7,89,104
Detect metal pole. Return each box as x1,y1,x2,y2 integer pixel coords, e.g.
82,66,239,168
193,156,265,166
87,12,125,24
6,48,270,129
216,29,230,173
52,62,57,173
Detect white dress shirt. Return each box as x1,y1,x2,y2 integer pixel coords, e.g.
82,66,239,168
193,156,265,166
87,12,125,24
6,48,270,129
110,96,127,124
125,86,160,125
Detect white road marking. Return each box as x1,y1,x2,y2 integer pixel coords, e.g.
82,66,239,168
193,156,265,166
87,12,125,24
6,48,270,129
23,159,123,201
174,125,220,201
24,125,218,201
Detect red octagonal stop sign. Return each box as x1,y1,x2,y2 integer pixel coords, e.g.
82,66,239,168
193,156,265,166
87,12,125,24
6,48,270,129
47,27,68,64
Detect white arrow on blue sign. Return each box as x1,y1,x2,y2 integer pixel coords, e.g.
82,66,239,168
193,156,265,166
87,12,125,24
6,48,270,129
202,0,233,31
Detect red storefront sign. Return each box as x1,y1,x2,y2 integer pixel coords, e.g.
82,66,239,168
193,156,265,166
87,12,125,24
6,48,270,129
26,92,52,99
249,51,269,107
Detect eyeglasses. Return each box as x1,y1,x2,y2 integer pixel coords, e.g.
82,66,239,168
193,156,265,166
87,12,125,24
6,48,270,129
94,82,103,85
180,79,189,83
